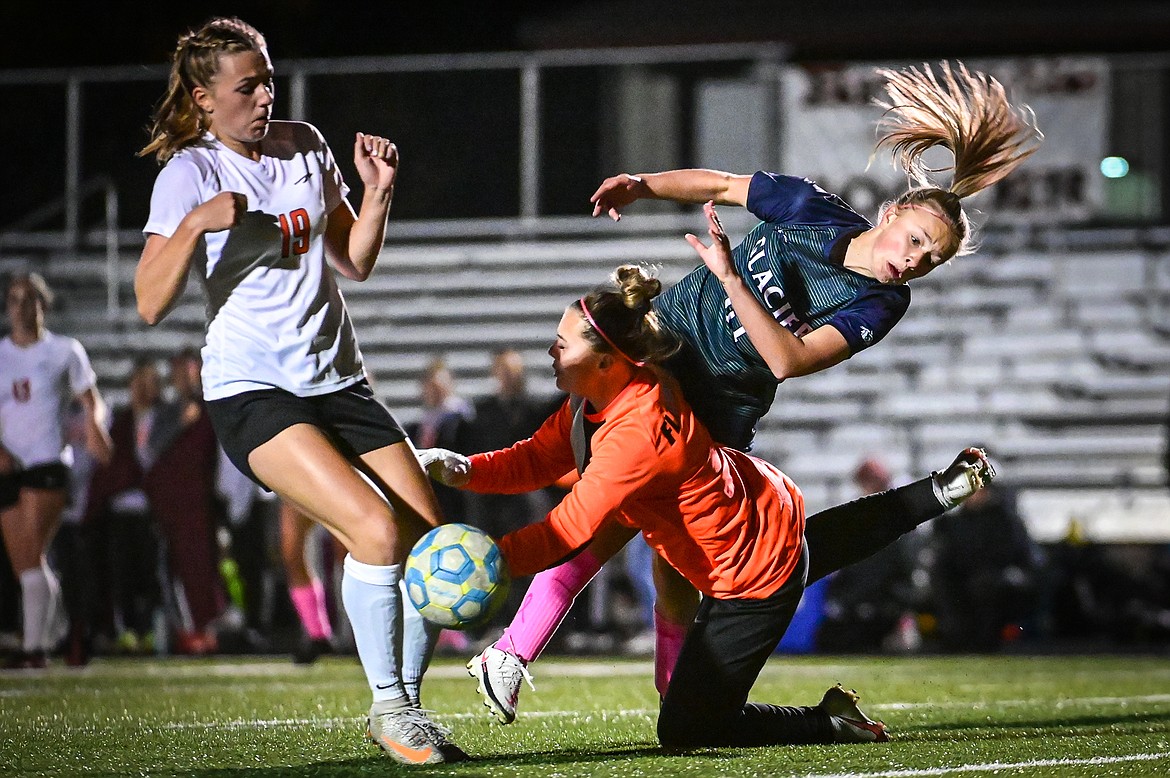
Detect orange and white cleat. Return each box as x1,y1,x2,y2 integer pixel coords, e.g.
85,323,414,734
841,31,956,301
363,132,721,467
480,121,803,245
366,702,467,764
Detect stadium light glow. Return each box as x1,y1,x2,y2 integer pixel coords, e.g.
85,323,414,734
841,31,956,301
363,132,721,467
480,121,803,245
1100,156,1130,178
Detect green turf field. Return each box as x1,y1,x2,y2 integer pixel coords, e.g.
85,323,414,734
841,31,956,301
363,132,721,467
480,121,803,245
2,653,1169,776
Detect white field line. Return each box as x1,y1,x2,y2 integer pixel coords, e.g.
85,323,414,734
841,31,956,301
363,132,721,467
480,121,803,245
877,693,1170,710
161,708,658,730
804,751,1170,778
0,660,656,697
4,649,1170,715
151,692,1170,731
153,718,1170,778
29,706,1170,778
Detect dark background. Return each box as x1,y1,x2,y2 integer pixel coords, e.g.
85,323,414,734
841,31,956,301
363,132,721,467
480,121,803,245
5,1,1169,232
7,1,1170,70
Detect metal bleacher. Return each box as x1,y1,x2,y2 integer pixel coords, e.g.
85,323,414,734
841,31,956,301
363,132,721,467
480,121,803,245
8,223,1170,541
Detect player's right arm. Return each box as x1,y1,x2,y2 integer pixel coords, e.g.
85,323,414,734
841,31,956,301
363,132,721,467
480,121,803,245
497,412,664,577
591,169,752,221
685,202,851,380
136,191,246,325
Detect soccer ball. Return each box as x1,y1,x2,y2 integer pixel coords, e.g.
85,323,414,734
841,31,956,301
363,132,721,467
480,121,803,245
404,523,510,630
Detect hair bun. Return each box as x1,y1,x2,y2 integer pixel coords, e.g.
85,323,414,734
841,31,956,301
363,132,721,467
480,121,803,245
613,264,662,312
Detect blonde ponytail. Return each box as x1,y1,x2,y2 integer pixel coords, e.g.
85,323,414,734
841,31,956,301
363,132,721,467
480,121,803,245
873,61,1043,257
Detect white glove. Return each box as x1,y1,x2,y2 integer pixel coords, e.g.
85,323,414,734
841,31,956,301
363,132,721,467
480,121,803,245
416,447,472,487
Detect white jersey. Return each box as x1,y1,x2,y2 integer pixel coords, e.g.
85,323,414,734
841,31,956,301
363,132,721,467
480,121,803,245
143,121,365,401
0,331,97,469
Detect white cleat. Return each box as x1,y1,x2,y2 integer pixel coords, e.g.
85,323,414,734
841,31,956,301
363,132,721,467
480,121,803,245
467,646,535,725
932,447,996,509
366,703,448,764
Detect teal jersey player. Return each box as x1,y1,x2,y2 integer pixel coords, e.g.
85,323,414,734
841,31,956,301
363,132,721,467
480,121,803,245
451,64,1041,733
654,172,910,449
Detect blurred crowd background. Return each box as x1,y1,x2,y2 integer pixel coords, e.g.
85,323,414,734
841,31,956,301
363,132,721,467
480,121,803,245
2,340,1167,666
3,2,1170,665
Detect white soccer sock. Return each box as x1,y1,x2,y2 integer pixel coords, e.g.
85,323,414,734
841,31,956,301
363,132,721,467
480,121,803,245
19,563,61,653
400,579,440,707
341,555,408,705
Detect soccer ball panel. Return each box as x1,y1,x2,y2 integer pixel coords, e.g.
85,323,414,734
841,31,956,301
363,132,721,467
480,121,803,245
431,545,475,584
405,523,510,630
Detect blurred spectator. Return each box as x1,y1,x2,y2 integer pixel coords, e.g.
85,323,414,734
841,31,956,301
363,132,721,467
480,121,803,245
0,526,17,646
403,356,475,653
213,446,276,654
405,356,474,522
1043,524,1170,646
51,401,103,665
854,457,894,496
927,472,1044,651
459,349,561,530
816,456,927,653
615,535,658,655
142,346,226,655
82,357,169,655
458,349,564,630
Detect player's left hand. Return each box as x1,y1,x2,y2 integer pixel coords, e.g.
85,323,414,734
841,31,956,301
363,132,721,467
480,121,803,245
354,132,399,194
684,201,736,283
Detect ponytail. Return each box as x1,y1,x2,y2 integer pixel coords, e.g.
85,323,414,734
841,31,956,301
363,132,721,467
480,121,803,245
873,61,1043,257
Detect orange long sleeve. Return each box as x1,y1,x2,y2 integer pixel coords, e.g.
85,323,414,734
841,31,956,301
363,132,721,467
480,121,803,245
469,373,805,600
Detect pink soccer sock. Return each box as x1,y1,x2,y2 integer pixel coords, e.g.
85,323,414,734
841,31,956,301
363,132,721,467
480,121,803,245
493,549,604,663
289,580,333,640
654,608,689,698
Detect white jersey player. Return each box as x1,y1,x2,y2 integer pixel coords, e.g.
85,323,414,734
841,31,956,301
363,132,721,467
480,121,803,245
136,17,463,764
0,331,96,470
143,119,364,401
1,272,113,668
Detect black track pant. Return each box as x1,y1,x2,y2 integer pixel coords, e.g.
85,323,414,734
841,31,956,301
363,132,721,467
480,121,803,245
658,545,837,747
805,476,941,585
657,477,943,748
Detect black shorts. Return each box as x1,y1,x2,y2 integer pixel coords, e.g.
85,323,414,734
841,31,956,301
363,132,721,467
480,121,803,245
206,380,408,489
0,462,71,509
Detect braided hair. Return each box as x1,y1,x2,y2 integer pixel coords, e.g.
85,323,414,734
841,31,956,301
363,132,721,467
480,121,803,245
139,17,266,163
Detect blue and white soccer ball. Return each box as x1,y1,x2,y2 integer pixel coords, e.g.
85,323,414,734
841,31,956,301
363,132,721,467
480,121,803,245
404,523,510,630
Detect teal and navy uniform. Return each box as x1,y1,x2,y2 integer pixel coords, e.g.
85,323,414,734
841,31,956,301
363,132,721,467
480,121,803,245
654,172,911,450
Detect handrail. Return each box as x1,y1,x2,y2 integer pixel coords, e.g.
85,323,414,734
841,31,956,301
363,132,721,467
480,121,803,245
0,176,122,319
5,176,111,234
0,41,791,83
0,40,792,252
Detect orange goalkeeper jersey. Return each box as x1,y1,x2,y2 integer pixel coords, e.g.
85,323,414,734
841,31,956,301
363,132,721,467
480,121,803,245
466,371,805,600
